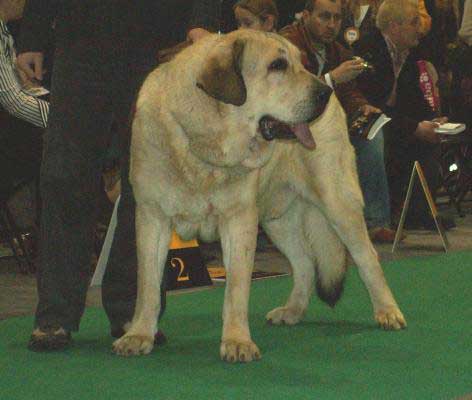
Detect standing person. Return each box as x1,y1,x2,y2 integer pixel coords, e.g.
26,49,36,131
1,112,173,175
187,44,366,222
280,0,398,243
16,0,221,352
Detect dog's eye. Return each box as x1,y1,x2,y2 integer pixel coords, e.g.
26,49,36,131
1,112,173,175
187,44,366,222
268,58,288,72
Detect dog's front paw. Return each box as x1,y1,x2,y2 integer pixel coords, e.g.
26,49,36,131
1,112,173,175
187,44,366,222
266,306,303,325
375,307,407,330
112,334,154,356
220,339,261,363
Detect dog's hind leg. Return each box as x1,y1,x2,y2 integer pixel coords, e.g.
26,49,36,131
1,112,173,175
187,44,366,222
263,200,346,325
112,203,172,356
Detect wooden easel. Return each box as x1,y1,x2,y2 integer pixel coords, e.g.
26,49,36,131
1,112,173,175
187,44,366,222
392,161,450,253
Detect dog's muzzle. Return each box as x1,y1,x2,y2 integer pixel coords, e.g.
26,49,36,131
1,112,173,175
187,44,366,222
258,116,316,150
258,86,332,150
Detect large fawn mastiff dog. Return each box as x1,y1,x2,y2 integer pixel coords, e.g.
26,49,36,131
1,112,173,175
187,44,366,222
113,30,406,362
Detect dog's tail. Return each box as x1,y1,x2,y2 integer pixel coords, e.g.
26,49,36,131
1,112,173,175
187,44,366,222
315,261,346,307
304,209,347,307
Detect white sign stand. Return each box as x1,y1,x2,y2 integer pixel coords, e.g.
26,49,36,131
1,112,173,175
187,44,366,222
90,195,120,286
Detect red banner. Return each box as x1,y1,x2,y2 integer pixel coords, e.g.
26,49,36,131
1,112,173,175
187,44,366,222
417,60,440,113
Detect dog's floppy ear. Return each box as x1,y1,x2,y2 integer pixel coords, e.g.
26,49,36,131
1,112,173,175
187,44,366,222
196,39,247,106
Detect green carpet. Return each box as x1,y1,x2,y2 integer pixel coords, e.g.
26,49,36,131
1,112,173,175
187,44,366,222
1,252,471,400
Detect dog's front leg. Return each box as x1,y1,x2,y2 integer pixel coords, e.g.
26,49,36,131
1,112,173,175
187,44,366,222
113,202,171,356
219,207,261,363
319,195,406,330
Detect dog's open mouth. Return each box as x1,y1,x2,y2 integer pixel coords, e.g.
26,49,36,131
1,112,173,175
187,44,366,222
258,116,316,150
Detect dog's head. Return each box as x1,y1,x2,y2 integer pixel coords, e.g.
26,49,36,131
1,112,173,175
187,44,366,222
196,31,332,152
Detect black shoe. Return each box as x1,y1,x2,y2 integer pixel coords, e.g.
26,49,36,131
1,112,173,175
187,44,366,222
111,327,167,346
28,326,72,352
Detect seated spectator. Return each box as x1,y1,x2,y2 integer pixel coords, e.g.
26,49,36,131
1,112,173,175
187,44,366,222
354,0,455,230
420,1,457,83
339,0,382,48
418,0,433,36
0,0,48,200
222,0,304,32
339,0,431,49
279,0,398,243
449,0,472,127
0,1,48,127
459,0,472,45
233,0,278,31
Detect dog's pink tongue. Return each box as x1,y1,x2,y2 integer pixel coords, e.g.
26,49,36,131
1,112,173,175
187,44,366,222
293,123,316,149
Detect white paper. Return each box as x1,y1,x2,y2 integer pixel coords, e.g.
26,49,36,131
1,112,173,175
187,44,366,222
367,113,391,140
22,86,50,97
435,123,466,135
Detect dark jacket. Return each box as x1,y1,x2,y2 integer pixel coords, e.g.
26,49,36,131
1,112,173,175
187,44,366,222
338,6,377,49
353,28,437,140
16,0,221,59
280,21,368,117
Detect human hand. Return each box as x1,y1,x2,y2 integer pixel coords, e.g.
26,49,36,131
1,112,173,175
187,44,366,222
16,52,44,81
187,28,211,43
414,121,440,144
432,116,448,125
17,68,32,87
330,58,365,84
359,104,382,116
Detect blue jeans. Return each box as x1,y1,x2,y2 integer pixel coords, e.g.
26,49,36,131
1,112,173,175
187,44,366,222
350,129,391,230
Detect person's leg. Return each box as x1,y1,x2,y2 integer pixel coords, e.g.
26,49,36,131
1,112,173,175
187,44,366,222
350,130,391,230
32,56,114,338
102,57,167,338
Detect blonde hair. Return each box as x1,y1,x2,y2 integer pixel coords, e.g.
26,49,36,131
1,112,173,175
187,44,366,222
376,0,418,31
233,0,279,28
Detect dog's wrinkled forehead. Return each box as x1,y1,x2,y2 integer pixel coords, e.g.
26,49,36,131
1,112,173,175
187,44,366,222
243,35,302,75
195,30,304,107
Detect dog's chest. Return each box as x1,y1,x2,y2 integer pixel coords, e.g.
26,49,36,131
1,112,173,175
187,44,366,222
167,170,257,242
